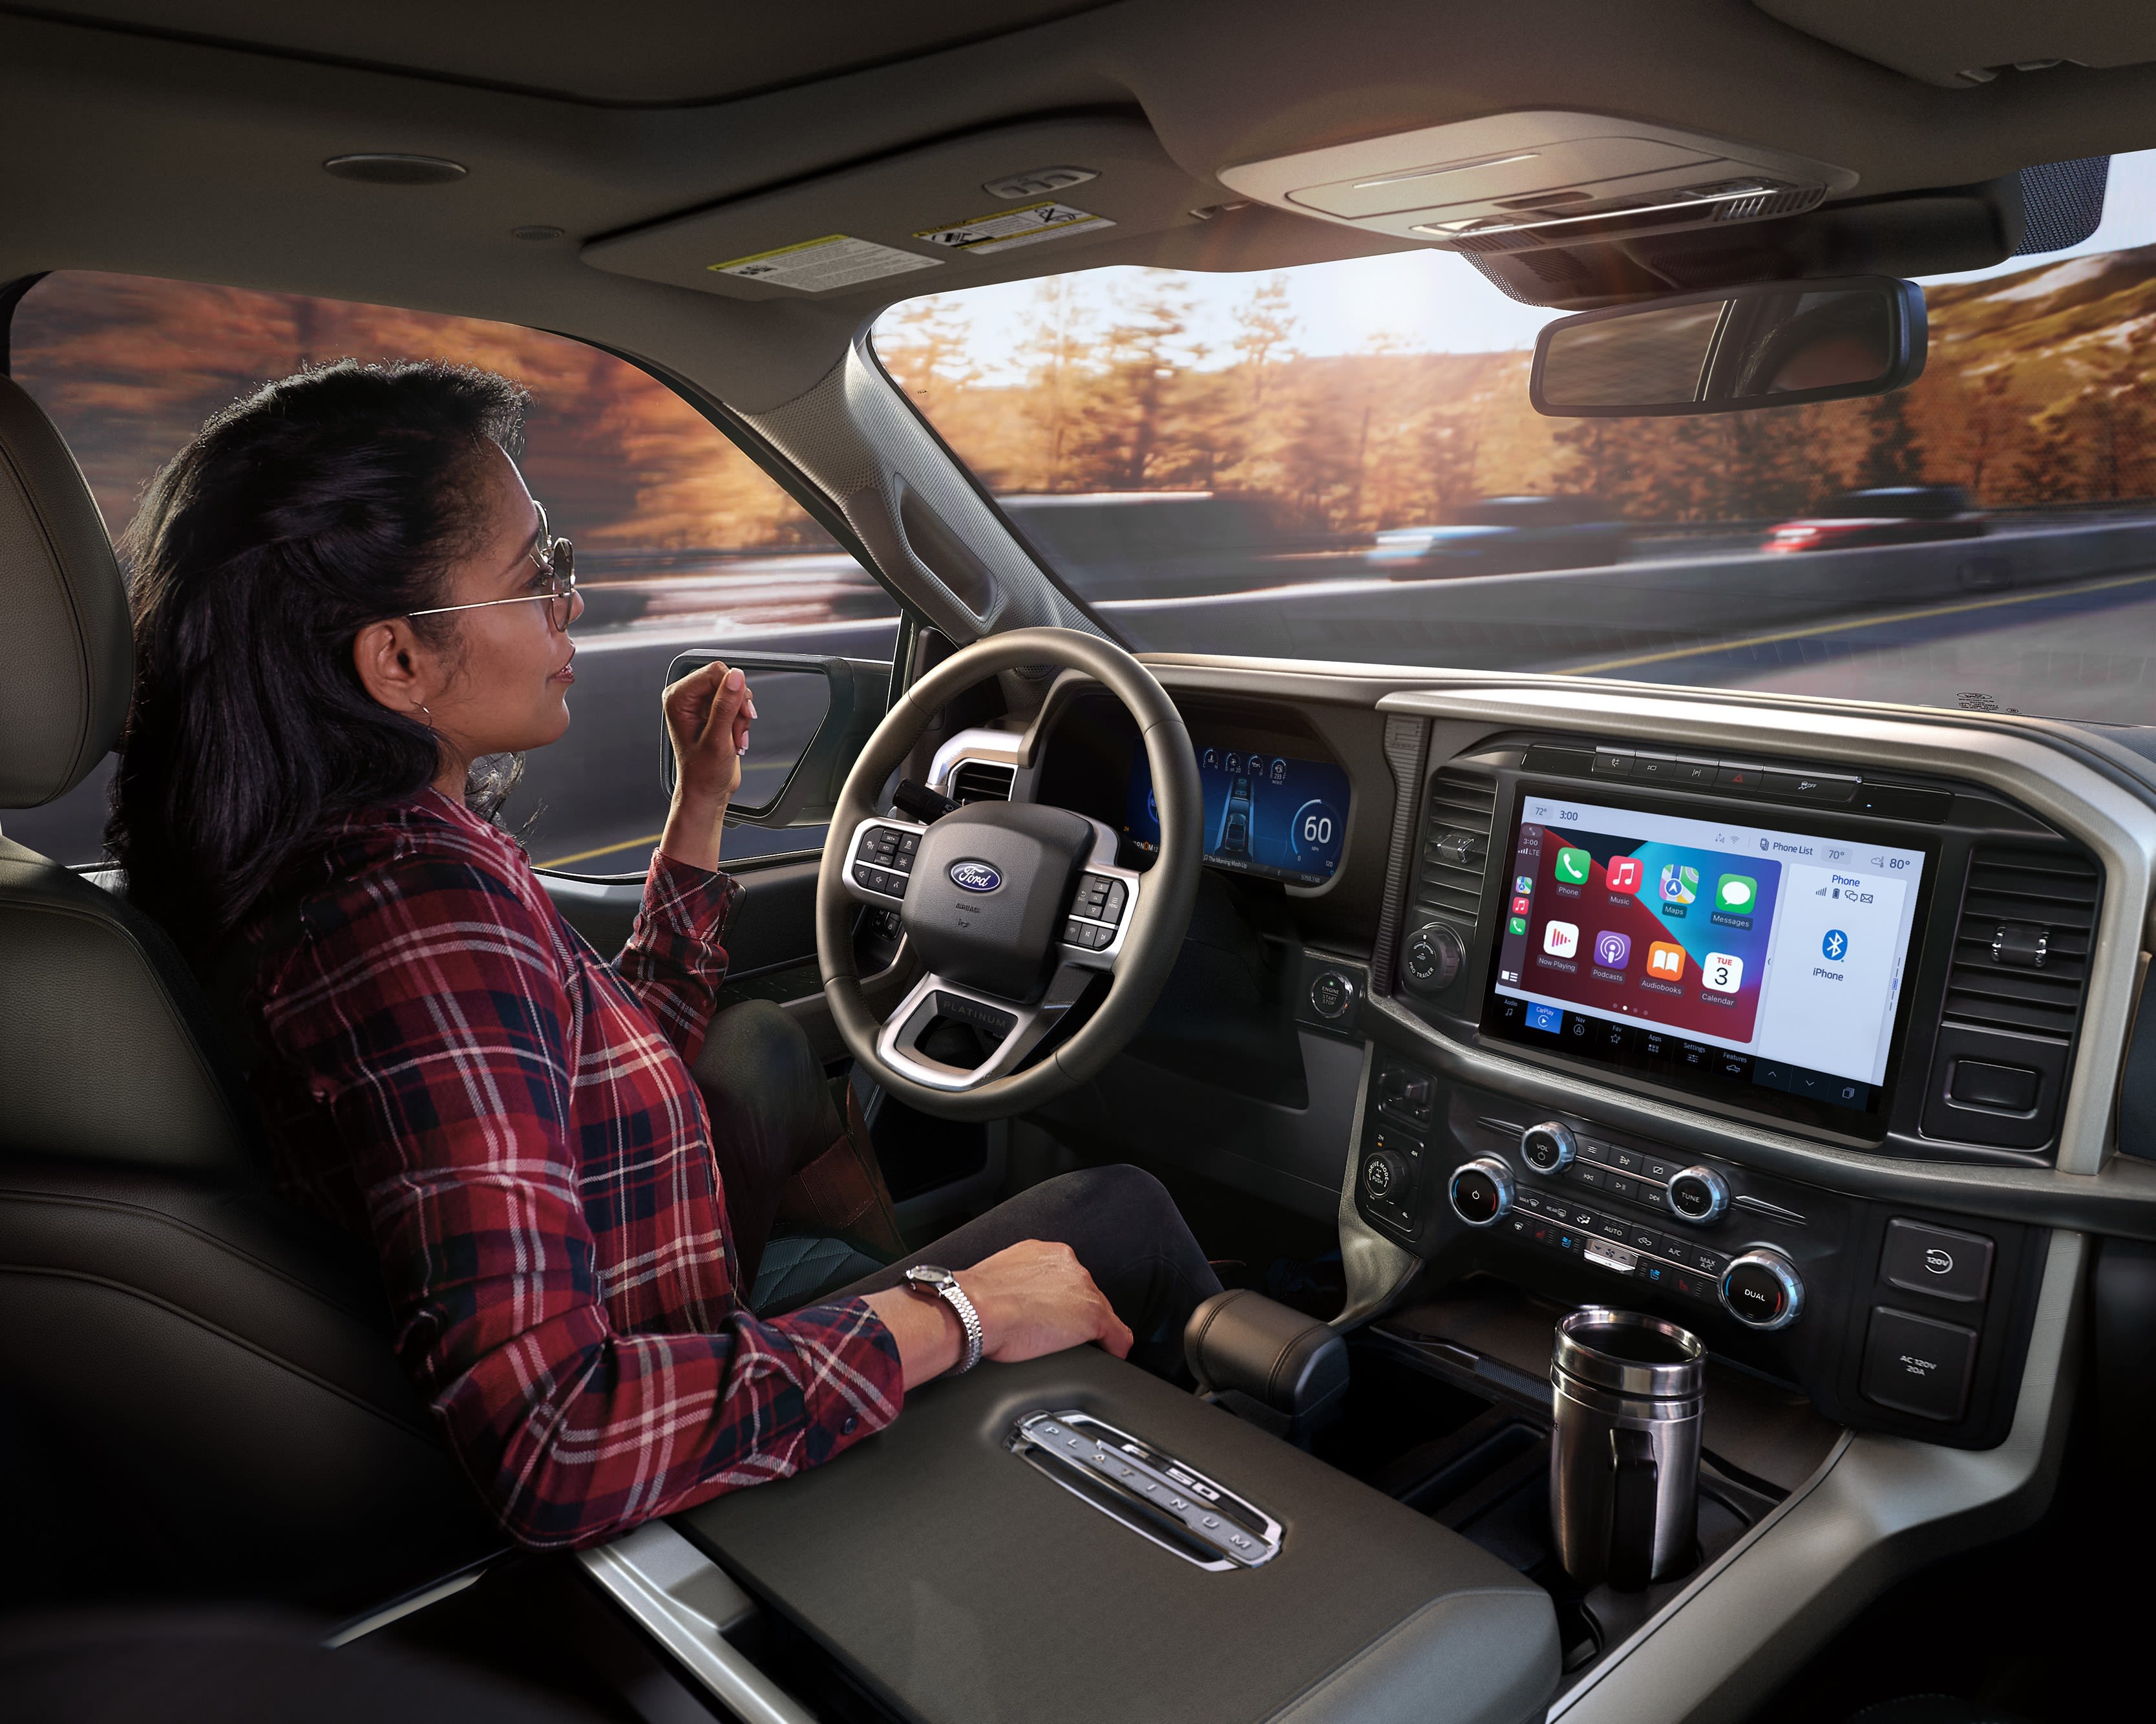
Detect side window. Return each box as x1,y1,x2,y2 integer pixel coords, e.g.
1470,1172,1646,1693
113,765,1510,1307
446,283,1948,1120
6,270,896,871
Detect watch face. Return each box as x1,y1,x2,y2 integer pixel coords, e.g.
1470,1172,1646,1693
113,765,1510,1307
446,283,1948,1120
905,1264,952,1290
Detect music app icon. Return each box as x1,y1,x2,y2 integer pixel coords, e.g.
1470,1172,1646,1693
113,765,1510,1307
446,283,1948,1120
1605,856,1645,894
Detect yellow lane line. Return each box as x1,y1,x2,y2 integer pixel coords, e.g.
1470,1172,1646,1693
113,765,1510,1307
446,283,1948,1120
1566,568,2156,676
536,830,665,870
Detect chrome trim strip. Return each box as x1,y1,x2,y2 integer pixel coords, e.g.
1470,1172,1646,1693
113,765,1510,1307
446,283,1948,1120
324,1564,489,1647
578,1522,814,1724
1007,1410,1283,1570
1374,685,2155,1181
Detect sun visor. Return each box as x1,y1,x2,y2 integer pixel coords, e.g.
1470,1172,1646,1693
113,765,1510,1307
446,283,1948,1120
1753,1,2156,89
582,116,1210,303
1218,112,1856,256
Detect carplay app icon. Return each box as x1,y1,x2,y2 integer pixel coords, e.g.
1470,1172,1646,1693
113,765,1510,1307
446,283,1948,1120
1514,874,1534,894
1555,847,1591,886
1646,940,1686,980
1660,864,1698,906
1715,874,1759,913
1702,952,1744,993
1606,857,1644,894
1542,921,1580,958
1593,930,1631,968
1508,915,1528,935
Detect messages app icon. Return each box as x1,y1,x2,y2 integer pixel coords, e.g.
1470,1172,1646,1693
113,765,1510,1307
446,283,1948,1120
1555,847,1591,886
1715,874,1759,913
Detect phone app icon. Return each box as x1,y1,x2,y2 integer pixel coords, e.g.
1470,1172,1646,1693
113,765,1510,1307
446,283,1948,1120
1659,864,1698,906
1555,847,1591,886
1646,941,1687,980
1593,930,1631,968
1514,874,1534,894
1508,915,1528,935
1702,951,1744,994
1715,874,1759,913
1605,857,1645,894
1542,921,1580,958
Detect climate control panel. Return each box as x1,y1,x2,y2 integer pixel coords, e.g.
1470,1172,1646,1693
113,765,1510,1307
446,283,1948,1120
1353,1054,2047,1447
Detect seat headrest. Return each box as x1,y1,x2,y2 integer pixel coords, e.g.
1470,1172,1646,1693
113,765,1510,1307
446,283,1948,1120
0,374,131,809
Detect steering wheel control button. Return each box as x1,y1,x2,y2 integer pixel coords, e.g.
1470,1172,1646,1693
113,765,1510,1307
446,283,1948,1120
1448,1158,1514,1227
1401,921,1466,994
1881,1219,1994,1304
1719,1251,1804,1330
1665,1166,1729,1224
1860,1306,1978,1421
1519,1121,1576,1175
1309,969,1358,1019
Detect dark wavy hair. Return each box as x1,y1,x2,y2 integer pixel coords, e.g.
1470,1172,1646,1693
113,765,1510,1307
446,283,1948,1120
109,359,531,966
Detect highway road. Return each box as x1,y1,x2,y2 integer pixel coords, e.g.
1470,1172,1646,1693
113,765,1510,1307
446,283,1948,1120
17,535,2156,882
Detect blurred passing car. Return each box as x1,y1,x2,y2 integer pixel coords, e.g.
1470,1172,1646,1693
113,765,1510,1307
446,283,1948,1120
999,490,1346,601
1763,484,1987,553
1369,494,1629,577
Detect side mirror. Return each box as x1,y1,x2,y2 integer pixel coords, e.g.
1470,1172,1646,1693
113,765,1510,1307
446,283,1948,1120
660,652,889,827
1530,275,1926,418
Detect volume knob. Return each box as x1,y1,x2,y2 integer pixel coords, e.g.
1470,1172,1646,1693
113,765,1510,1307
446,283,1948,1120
1720,1251,1804,1331
1519,1121,1577,1174
1448,1158,1514,1227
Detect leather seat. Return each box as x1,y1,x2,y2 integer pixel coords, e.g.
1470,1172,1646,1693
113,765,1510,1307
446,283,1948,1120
0,375,499,1614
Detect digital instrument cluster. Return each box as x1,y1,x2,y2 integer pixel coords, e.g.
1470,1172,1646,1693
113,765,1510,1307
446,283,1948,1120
1123,741,1350,886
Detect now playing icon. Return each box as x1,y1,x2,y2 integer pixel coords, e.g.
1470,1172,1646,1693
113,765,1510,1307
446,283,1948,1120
1822,929,1850,961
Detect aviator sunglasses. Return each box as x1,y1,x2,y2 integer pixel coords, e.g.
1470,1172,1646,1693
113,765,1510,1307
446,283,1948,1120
406,504,577,632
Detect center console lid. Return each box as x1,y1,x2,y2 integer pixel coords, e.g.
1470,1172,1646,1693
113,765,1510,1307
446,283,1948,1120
676,1348,1558,1724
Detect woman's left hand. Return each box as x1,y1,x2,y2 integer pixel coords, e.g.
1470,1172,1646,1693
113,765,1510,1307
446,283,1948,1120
657,661,756,871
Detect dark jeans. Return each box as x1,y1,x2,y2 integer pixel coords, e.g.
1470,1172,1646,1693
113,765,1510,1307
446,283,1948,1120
695,1001,1221,1379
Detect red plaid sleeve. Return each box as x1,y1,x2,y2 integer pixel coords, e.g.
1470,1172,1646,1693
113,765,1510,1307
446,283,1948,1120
616,853,741,1062
260,846,903,1549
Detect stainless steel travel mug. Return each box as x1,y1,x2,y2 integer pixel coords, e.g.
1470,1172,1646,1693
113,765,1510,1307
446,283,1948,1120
1550,1307,1706,1590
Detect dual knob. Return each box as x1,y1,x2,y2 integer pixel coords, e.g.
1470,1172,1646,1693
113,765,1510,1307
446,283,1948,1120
1517,1122,1730,1224
1446,1121,1803,1332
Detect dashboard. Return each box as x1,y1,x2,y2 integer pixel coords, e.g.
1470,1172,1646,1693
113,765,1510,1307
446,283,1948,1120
1011,670,2150,1462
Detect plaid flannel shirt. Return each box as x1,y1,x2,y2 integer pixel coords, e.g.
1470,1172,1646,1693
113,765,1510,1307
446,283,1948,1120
242,789,902,1549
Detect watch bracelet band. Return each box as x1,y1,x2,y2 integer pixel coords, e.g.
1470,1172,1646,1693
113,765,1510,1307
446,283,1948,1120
940,1280,984,1374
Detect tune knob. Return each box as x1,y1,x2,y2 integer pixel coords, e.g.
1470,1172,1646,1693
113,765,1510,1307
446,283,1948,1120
1363,1150,1408,1203
1720,1251,1804,1331
1519,1121,1577,1175
1666,1165,1730,1225
1448,1158,1514,1227
1402,922,1466,994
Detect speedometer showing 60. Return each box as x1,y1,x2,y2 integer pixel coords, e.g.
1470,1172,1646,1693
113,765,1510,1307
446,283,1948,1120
1290,798,1344,873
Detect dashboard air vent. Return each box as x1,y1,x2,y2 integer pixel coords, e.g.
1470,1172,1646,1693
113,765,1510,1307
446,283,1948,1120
951,760,1015,803
1941,847,2100,1037
1413,767,1497,928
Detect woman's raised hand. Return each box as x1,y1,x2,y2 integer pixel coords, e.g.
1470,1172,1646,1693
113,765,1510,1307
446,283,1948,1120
657,660,756,872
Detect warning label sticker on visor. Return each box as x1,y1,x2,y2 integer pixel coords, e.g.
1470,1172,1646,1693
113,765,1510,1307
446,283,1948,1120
914,200,1117,258
710,234,942,293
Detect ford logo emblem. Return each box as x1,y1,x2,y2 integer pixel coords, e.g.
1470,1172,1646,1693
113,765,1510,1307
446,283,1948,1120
949,860,1002,893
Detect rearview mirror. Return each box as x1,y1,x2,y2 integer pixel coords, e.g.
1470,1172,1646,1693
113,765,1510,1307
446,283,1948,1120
660,652,889,827
1530,275,1926,418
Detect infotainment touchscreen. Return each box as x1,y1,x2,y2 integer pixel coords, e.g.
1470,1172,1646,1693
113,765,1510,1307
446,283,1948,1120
1123,741,1349,886
1483,789,1928,1119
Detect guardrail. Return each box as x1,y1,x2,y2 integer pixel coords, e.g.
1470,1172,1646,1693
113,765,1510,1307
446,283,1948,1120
1094,519,2156,669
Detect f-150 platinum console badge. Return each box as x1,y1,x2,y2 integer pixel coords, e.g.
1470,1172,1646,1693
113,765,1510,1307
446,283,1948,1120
948,860,1002,892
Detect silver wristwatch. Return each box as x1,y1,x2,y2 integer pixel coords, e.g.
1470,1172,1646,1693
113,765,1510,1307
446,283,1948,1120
904,1264,983,1375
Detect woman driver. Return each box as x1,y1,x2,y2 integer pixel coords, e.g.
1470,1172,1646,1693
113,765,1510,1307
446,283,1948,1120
110,359,1220,1548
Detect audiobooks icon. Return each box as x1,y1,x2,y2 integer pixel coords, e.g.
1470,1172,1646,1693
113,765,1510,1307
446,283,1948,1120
1646,941,1687,981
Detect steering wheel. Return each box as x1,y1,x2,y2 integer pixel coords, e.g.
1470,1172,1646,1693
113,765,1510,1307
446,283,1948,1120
817,627,1201,1121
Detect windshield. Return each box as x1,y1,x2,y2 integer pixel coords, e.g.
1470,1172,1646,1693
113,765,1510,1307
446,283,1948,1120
873,153,2156,727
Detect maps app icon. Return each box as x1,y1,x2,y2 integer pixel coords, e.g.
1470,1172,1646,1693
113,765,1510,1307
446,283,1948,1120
1660,864,1698,906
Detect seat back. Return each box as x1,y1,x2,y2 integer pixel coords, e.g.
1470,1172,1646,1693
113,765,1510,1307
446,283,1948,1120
0,375,496,1614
